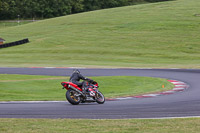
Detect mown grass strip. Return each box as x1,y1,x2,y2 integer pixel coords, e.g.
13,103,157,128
0,118,200,133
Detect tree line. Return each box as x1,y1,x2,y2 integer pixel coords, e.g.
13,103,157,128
0,0,170,20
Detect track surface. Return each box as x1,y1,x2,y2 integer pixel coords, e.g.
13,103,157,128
0,68,200,119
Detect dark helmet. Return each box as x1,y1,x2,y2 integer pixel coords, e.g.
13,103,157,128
73,69,80,74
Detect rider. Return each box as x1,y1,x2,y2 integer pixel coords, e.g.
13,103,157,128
69,69,93,94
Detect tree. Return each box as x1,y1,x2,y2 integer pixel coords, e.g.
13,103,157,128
0,0,171,20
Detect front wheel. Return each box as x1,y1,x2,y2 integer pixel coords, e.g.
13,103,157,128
66,89,81,105
96,91,105,104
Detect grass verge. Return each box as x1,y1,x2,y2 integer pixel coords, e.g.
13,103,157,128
0,0,200,68
0,74,173,101
0,118,200,133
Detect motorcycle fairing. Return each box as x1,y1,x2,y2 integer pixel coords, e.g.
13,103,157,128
61,82,83,91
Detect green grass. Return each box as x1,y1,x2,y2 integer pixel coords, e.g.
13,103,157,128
0,74,173,101
0,0,199,68
0,118,200,133
0,21,32,29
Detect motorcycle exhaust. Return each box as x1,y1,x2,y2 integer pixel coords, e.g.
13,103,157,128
68,85,85,97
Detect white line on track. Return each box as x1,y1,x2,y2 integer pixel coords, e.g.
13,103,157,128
0,101,67,104
132,116,200,119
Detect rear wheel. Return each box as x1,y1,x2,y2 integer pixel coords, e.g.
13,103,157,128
96,91,105,104
66,89,81,105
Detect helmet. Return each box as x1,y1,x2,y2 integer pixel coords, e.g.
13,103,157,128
73,69,80,74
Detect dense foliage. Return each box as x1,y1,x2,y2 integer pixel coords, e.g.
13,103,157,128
0,0,170,20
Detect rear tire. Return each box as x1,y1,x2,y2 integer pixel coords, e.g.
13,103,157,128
96,91,105,104
66,89,81,105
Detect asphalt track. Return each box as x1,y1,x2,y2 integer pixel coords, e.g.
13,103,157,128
0,67,200,119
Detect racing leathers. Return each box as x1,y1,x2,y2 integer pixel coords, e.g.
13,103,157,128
69,70,92,93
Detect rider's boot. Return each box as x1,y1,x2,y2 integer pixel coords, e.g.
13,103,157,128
82,87,87,96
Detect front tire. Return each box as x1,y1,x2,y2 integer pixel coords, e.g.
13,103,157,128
66,89,81,105
96,91,105,104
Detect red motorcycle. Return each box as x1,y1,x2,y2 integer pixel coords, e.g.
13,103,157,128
61,80,105,105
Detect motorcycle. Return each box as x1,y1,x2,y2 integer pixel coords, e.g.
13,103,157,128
61,80,105,105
